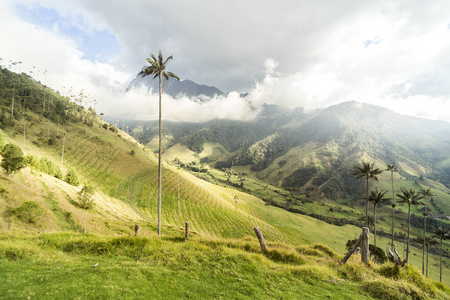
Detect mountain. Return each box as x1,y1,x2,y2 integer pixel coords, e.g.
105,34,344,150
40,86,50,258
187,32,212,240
1,67,450,289
134,101,450,214
127,72,225,99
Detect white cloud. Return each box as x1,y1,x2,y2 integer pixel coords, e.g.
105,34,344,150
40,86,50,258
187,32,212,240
2,0,450,123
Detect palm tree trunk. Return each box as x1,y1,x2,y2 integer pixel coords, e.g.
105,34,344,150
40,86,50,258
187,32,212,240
440,239,443,283
365,178,369,227
406,204,411,263
157,74,162,236
426,241,429,277
374,204,377,246
391,172,395,250
422,215,427,275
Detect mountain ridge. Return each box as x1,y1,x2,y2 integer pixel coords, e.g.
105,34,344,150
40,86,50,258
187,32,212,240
127,72,225,99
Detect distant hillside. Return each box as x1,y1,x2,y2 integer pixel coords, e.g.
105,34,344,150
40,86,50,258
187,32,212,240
127,72,225,99
131,101,450,216
2,66,450,287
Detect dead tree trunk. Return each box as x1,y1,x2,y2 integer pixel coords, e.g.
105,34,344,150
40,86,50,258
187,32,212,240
254,226,267,252
386,243,405,266
341,227,370,264
361,227,370,264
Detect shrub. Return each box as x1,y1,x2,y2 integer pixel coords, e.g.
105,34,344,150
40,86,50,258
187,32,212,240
25,155,39,169
65,169,79,186
7,201,42,224
78,183,95,209
1,143,25,174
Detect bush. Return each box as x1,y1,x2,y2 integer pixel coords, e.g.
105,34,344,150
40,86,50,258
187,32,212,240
79,183,95,209
25,155,39,169
65,169,79,186
7,201,42,224
1,143,25,174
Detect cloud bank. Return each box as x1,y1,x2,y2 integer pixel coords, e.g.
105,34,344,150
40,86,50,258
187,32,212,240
2,0,450,122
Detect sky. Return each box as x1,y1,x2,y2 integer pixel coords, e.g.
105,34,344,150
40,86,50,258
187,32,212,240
1,0,450,122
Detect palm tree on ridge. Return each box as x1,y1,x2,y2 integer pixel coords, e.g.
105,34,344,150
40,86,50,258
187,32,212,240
352,161,383,227
138,50,179,235
432,226,449,283
368,189,390,247
385,162,398,250
421,187,434,275
396,188,425,263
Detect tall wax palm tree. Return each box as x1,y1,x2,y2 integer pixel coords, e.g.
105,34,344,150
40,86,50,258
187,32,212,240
385,162,398,249
432,226,449,283
265,197,273,238
396,188,425,263
421,187,434,275
138,50,179,235
368,189,390,246
425,236,438,278
352,161,383,227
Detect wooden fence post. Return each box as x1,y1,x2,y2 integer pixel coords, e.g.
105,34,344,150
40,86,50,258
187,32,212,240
134,223,139,236
361,227,370,264
8,222,11,231
185,221,189,239
83,227,86,233
254,227,267,252
341,231,364,264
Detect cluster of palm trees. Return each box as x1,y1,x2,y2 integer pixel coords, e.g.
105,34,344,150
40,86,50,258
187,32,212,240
353,161,449,282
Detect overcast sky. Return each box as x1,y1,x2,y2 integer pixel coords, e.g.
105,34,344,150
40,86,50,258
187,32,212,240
1,0,450,122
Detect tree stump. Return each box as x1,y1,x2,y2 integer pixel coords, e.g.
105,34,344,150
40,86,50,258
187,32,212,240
254,227,267,252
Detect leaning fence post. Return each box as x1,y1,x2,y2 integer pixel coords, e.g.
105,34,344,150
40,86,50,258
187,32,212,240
185,221,189,239
254,227,267,252
361,227,370,264
341,231,364,264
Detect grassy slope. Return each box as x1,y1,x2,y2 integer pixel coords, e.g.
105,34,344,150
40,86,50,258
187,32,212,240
1,232,449,300
0,72,449,296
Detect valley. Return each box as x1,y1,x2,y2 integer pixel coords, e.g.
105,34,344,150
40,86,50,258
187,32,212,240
0,66,449,298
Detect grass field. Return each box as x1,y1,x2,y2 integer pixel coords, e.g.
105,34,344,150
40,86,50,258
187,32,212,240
1,232,449,300
1,90,449,296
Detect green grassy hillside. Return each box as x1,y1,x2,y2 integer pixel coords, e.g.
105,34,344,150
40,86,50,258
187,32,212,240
1,232,449,299
0,67,449,296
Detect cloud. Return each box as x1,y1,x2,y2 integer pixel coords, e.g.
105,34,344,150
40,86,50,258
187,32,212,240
3,0,450,123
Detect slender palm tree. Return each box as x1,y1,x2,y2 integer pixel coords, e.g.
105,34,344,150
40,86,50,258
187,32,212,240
421,187,434,275
352,161,383,227
265,197,273,238
385,163,398,249
432,226,449,283
396,188,425,263
368,189,390,246
425,236,438,278
138,50,179,235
